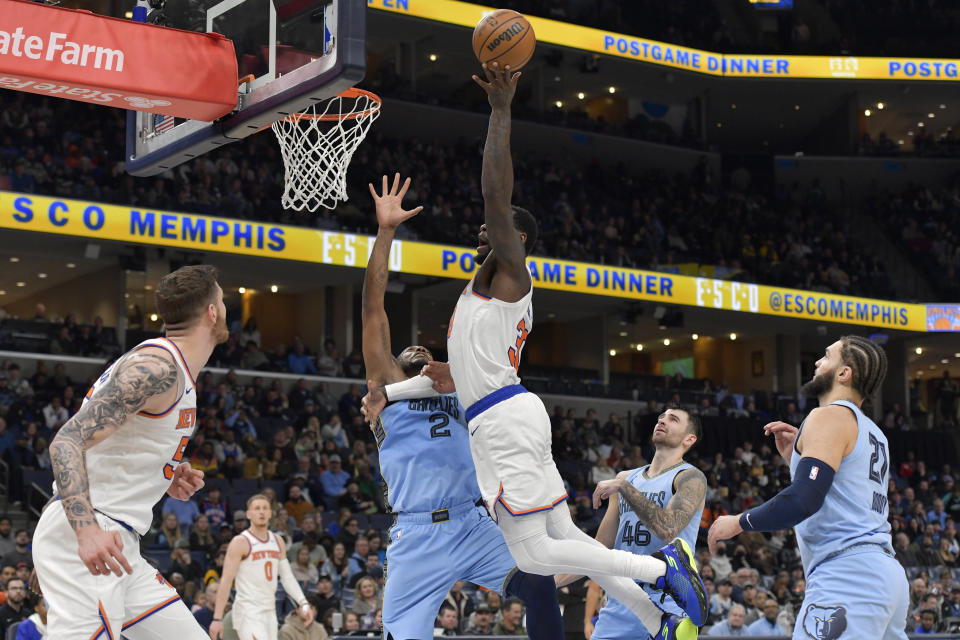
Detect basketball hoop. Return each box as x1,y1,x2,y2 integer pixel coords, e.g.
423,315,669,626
271,88,381,212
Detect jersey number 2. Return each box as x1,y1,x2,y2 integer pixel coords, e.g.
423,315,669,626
429,413,451,438
507,318,529,371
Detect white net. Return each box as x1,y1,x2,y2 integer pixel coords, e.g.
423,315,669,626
271,89,381,212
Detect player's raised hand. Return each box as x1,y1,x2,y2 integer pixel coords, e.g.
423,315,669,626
707,514,744,555
76,525,133,577
368,173,423,230
592,477,624,510
763,420,799,462
472,62,521,110
421,362,456,394
361,380,387,427
166,462,205,500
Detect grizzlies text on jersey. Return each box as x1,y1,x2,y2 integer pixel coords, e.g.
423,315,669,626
375,393,481,513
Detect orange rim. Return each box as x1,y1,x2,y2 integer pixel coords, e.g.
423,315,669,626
279,88,381,123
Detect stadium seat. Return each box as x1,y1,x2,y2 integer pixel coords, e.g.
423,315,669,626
230,478,259,496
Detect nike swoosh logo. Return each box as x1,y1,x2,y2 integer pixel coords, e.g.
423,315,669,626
470,425,480,436
185,389,193,395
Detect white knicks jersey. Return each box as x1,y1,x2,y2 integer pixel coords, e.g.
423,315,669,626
52,337,197,535
234,530,282,615
446,276,533,408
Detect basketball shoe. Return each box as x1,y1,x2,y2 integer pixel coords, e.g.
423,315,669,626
652,538,708,627
651,613,698,640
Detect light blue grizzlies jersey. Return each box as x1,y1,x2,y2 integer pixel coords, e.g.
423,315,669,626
594,462,702,637
374,393,482,513
792,400,894,576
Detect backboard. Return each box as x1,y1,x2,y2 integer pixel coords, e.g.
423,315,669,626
125,0,365,176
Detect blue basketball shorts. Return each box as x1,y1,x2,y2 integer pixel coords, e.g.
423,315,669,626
382,502,517,640
793,546,908,640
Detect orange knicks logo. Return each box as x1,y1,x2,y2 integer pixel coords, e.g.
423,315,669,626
175,408,196,430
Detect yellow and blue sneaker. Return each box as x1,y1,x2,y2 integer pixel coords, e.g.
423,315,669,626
651,613,698,640
651,538,708,627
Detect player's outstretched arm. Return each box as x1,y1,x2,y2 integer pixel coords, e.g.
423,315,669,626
708,405,854,552
362,173,423,386
210,535,249,640
595,468,706,543
50,349,178,576
473,62,529,301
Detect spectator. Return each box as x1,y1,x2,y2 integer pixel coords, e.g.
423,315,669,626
942,586,960,620
169,542,205,590
284,485,314,527
240,318,261,348
350,576,381,619
280,597,327,640
14,595,45,640
0,519,15,558
710,578,733,623
189,514,216,557
200,484,229,528
288,342,317,375
319,455,351,500
288,529,327,568
464,602,495,635
747,598,788,635
339,480,375,514
192,582,219,632
312,576,341,619
319,415,349,450
708,603,748,636
0,579,31,636
162,493,201,531
157,513,183,549
916,608,938,634
291,545,319,588
443,581,474,633
49,327,76,355
493,597,526,636
319,542,351,596
436,602,459,637
4,366,31,399
315,341,342,377
1,531,31,570
348,537,370,579
41,397,68,431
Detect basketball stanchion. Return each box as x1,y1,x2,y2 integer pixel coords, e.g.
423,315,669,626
271,88,382,212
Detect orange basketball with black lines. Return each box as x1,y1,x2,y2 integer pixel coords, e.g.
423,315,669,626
472,9,536,71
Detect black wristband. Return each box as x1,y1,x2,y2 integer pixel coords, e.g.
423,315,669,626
213,618,222,622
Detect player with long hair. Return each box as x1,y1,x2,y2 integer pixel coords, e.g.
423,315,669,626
709,336,907,640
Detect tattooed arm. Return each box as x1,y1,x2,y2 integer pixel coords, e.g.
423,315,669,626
362,174,423,387
50,349,178,576
599,468,707,543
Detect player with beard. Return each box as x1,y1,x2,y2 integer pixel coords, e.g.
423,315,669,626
555,407,705,639
33,265,228,639
709,336,907,640
359,174,563,640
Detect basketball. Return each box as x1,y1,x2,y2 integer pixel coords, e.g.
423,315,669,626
472,9,536,71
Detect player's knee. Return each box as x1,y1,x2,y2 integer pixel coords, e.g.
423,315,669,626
506,568,556,599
